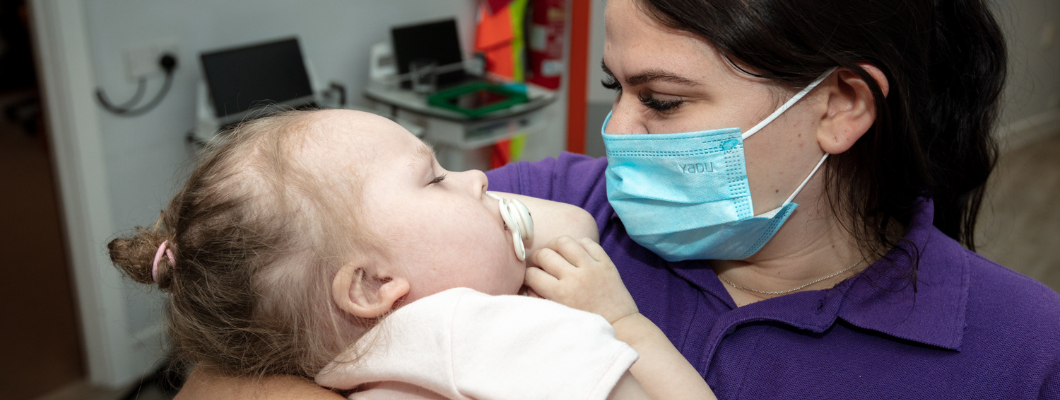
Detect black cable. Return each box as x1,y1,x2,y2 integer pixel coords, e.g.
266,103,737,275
105,70,173,117
96,53,178,117
96,77,147,111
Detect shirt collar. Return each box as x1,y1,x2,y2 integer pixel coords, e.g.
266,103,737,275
664,198,970,351
834,198,970,350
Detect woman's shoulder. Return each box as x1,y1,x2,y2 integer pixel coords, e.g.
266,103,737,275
959,249,1060,365
916,218,1060,326
963,249,1060,319
959,250,1060,390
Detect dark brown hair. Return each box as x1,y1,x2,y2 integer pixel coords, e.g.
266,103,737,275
637,0,1006,256
108,110,376,378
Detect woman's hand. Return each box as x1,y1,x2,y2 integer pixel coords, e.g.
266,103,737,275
524,236,638,324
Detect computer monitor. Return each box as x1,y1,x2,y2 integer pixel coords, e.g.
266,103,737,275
391,18,467,89
200,37,315,123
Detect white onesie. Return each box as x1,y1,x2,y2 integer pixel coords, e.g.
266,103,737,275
315,288,639,400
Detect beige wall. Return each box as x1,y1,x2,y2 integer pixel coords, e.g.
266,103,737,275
994,0,1060,125
993,0,1060,148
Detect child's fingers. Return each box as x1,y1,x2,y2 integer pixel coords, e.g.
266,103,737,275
523,286,543,299
524,266,559,296
579,237,613,263
549,236,596,268
531,248,573,279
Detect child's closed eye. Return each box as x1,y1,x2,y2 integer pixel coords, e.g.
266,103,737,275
429,174,447,185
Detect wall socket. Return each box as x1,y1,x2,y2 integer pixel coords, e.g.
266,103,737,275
123,41,179,81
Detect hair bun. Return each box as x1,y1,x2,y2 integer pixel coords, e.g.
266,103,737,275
108,227,172,288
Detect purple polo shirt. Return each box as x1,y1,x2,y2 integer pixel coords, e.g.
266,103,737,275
486,152,1060,399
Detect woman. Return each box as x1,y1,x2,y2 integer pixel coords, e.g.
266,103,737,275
180,0,1059,398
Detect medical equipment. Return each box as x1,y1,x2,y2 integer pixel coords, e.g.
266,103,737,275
200,38,316,125
426,81,529,118
364,79,554,171
189,37,423,145
366,20,556,171
189,37,319,142
391,18,473,90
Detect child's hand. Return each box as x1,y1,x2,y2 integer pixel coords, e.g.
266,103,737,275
525,236,638,324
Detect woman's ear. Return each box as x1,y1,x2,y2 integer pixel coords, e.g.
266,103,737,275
816,63,889,154
332,263,410,318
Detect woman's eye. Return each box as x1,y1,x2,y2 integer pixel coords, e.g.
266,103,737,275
637,93,683,112
429,174,447,185
601,76,622,92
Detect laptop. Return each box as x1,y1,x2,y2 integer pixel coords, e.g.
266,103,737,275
200,37,317,129
391,18,483,90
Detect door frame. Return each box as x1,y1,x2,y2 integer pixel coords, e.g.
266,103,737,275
30,0,149,387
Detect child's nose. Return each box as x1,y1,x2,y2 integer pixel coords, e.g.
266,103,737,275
461,169,488,196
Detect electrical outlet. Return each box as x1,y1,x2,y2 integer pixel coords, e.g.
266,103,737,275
123,41,179,81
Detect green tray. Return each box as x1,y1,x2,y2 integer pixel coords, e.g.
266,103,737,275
426,82,530,118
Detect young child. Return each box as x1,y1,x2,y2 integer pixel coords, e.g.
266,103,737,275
109,109,714,399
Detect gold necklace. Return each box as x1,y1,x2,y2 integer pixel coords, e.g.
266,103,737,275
720,259,864,296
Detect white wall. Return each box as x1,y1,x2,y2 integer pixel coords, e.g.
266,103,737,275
585,0,609,157
586,0,610,106
74,0,573,386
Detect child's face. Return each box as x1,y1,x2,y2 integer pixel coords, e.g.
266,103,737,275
324,111,526,303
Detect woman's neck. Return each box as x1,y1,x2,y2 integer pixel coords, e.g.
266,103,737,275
710,193,868,307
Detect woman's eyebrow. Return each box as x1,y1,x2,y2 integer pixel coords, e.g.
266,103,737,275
601,60,700,87
602,61,617,78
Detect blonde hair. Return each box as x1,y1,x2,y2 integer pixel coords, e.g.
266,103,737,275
108,110,378,378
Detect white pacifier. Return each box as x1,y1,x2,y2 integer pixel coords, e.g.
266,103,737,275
486,192,534,261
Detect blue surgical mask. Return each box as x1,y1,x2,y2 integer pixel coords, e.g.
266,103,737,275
603,69,834,261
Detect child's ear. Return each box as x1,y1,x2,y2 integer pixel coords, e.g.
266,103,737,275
332,263,410,318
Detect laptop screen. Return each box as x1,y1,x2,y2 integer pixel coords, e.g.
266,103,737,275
391,18,467,89
200,37,314,119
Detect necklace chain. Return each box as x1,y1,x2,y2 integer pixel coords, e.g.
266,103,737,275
721,259,864,296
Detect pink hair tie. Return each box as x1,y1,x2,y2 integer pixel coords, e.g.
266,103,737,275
152,240,176,283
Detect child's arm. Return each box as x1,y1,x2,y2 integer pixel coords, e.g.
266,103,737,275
526,236,717,400
486,191,599,261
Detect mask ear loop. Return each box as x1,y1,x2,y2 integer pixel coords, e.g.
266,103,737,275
486,193,535,261
741,68,838,140
782,153,829,206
